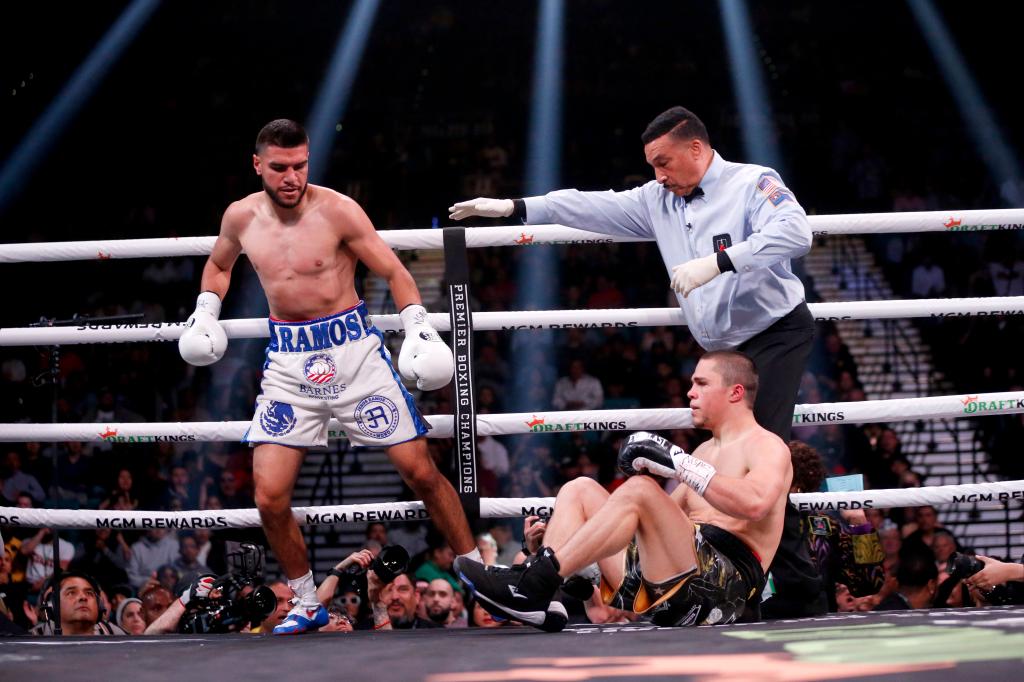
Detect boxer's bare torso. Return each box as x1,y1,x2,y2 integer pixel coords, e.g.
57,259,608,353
673,427,791,570
207,184,414,321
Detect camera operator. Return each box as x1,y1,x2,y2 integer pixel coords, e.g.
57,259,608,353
965,555,1024,593
962,554,1024,606
144,574,216,634
144,544,276,634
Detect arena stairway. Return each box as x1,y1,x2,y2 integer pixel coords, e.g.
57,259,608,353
803,237,1023,560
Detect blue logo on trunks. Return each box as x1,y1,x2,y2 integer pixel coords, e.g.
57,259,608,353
303,353,337,385
354,395,400,440
260,400,297,436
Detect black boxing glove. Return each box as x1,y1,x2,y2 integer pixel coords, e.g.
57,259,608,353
617,431,716,496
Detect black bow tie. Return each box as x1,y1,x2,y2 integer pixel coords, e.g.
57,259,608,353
683,186,704,202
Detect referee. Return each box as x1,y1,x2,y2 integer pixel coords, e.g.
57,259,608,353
450,106,820,619
449,106,815,438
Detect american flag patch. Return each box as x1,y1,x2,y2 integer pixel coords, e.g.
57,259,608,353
756,174,793,206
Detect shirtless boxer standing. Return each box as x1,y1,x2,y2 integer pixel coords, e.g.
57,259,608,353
458,351,791,629
178,119,477,634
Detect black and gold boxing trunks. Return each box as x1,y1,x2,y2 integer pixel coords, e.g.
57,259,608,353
600,524,765,626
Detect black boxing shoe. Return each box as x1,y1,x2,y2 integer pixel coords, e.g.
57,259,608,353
458,547,564,631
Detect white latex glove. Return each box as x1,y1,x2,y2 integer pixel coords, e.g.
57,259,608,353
448,197,514,220
397,304,454,391
670,253,721,297
178,292,228,366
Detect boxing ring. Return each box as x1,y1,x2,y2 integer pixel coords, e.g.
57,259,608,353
2,207,1023,680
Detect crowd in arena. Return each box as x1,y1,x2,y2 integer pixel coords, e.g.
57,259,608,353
2,2,1023,636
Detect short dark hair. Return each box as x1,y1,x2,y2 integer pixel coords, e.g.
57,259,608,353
641,106,710,145
896,545,938,587
788,441,826,493
700,350,758,406
255,119,309,154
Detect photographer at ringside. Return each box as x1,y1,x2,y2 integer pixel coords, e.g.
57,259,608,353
963,554,1024,606
145,544,275,634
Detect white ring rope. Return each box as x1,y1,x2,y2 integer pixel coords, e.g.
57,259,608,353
1,297,1020,346
1,209,1022,263
1,481,1021,530
0,391,1021,442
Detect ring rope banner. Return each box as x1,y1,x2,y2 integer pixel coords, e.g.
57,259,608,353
2,481,1021,530
1,297,1021,346
0,391,1021,442
1,208,1022,263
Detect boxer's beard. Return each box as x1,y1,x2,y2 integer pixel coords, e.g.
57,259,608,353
264,179,307,209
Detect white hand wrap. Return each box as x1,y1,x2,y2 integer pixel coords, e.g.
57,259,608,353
670,446,717,496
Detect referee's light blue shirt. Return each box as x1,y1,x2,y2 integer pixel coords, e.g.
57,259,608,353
522,151,812,350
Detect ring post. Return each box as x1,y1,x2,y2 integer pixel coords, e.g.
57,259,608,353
443,227,479,520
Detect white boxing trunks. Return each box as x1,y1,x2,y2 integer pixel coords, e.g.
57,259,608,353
242,301,429,448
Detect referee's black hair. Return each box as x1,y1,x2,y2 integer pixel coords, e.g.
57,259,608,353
641,106,710,145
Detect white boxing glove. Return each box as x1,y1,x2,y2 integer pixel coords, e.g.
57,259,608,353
397,304,454,391
178,292,227,367
448,197,514,220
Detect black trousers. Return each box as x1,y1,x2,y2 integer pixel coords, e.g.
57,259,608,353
737,302,815,440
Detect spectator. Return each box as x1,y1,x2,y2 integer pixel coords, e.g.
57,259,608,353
874,546,938,610
930,529,958,571
98,468,139,511
50,441,94,504
164,465,200,510
467,593,503,628
115,597,146,635
32,572,125,635
903,506,961,550
423,578,464,627
475,533,498,566
388,521,428,559
172,534,212,586
379,573,439,629
911,255,946,298
413,538,458,593
551,359,604,411
21,528,74,591
0,544,30,630
331,584,365,629
156,564,181,594
477,433,509,479
139,585,174,626
365,522,388,547
70,528,130,592
127,529,180,589
258,581,293,633
214,470,248,509
2,450,45,503
488,522,520,567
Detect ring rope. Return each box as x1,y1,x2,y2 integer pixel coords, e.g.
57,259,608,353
1,208,1022,263
1,391,1020,442
1,297,1020,346
2,481,1021,530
